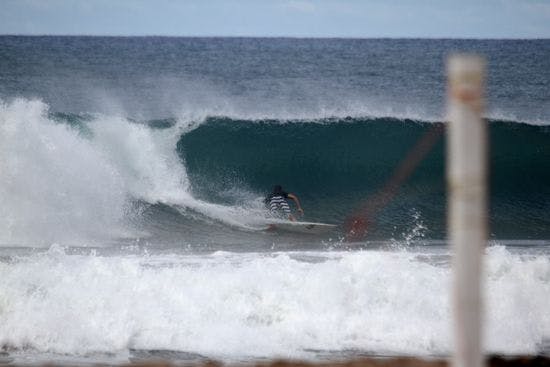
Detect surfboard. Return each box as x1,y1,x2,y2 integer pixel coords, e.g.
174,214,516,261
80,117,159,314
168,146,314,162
266,221,337,235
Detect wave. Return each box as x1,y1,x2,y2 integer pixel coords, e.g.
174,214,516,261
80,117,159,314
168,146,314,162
1,98,549,246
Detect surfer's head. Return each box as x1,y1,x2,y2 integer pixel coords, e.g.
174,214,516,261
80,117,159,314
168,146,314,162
273,185,283,194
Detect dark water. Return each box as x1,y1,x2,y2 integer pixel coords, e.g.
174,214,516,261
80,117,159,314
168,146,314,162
2,36,550,122
179,117,550,239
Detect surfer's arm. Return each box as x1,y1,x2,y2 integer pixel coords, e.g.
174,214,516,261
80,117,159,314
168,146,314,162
287,193,304,215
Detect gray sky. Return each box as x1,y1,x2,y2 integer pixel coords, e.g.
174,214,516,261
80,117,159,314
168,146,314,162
2,0,550,38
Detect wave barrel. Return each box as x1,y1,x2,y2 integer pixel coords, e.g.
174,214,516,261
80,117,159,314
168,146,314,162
447,54,487,367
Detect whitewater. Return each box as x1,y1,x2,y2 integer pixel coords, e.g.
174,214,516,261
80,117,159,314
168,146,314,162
0,36,549,364
1,245,549,361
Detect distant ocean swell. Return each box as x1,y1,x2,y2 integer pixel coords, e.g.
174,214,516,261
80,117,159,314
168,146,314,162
0,98,549,246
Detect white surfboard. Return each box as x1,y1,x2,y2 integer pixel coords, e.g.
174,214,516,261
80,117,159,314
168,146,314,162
266,221,337,235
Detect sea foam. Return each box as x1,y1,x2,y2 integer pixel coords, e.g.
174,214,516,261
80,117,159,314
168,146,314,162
0,246,548,358
0,98,266,246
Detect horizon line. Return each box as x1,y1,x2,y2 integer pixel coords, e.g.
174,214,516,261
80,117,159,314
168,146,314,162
1,33,549,41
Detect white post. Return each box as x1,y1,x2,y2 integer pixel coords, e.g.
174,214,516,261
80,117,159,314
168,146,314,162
447,54,487,367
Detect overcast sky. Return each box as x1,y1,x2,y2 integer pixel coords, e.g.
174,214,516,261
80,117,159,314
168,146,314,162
2,0,550,38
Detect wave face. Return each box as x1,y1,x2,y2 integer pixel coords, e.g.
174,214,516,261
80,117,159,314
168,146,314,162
179,117,550,239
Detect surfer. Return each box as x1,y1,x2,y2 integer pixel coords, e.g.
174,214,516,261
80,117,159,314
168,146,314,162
265,185,304,221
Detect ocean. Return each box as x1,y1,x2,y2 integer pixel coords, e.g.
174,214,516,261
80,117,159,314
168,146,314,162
0,36,549,364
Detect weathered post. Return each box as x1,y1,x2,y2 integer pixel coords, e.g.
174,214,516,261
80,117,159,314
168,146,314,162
447,54,487,367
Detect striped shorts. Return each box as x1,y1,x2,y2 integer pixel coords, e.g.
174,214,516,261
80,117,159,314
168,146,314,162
269,195,290,216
